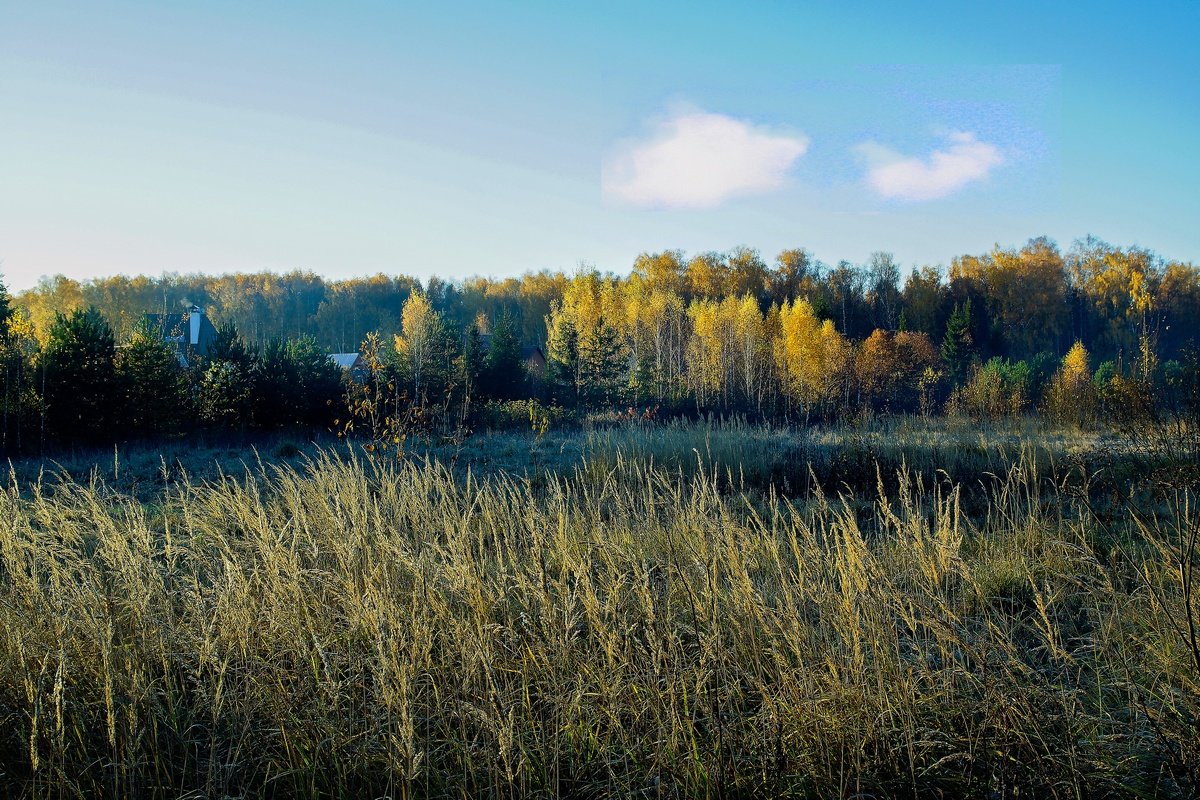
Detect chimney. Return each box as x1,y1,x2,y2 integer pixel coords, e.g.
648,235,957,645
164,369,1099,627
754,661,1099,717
190,306,202,346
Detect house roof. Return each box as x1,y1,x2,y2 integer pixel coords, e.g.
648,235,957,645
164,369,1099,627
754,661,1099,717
144,309,217,352
476,334,544,363
145,313,191,338
329,353,362,369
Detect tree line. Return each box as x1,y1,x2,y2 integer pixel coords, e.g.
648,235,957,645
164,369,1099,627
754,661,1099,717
3,234,1199,454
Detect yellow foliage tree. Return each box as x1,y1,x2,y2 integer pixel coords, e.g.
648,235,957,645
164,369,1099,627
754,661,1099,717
1044,341,1096,426
775,298,849,419
394,292,451,404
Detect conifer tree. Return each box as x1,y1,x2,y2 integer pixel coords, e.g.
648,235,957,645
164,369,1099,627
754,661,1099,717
40,307,121,446
458,322,485,410
581,321,625,407
941,300,977,386
256,336,343,429
198,321,258,432
116,319,191,437
546,309,581,408
0,276,37,454
1044,341,1097,426
0,275,11,333
483,311,525,400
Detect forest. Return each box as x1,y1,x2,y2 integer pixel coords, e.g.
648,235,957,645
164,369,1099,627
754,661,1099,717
1,234,1199,454
3,236,1200,796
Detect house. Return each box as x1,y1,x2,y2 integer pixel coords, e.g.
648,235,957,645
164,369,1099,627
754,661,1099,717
144,306,217,367
520,344,547,377
477,334,547,377
329,352,368,383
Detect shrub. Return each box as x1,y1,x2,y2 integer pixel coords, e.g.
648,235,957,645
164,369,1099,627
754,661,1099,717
477,398,566,432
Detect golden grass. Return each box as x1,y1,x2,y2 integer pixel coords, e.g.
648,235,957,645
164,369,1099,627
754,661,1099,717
0,436,1197,797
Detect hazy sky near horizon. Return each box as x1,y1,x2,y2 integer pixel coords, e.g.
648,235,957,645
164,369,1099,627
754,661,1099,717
2,1,1198,292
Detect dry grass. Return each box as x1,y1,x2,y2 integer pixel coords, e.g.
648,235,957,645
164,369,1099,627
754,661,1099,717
0,427,1198,797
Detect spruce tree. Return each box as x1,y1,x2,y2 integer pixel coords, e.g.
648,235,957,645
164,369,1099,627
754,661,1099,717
581,321,625,407
40,307,121,446
0,275,12,333
941,300,977,387
546,315,581,408
483,311,525,400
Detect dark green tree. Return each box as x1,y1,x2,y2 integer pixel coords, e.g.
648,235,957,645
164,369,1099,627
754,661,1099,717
482,311,525,400
0,275,12,332
546,316,581,408
116,319,191,437
198,321,258,432
0,276,37,455
205,320,255,367
39,307,121,446
257,336,344,430
458,323,485,410
581,321,625,407
941,300,978,387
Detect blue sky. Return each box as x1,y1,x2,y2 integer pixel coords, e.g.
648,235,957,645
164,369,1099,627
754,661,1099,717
2,1,1198,291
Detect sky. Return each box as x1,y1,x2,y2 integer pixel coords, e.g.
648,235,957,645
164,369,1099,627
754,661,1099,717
1,0,1198,292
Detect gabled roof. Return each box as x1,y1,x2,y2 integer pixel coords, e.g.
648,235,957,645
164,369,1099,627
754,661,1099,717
329,353,362,369
143,308,218,361
476,334,545,363
145,313,190,338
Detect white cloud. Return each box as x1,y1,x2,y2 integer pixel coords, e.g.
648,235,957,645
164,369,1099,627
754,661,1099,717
602,110,809,209
857,132,1003,201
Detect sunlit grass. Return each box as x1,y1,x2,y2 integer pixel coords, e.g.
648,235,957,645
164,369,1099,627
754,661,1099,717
0,423,1197,797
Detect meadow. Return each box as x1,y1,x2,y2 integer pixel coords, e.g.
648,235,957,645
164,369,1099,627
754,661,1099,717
1,418,1197,798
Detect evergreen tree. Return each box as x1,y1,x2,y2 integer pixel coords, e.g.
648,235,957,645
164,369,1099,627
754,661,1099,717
941,300,977,387
274,336,343,429
0,275,12,333
483,311,525,400
546,314,581,408
205,320,255,367
199,361,255,433
198,321,258,432
581,321,625,407
459,322,485,405
116,319,191,437
0,277,37,455
40,307,121,446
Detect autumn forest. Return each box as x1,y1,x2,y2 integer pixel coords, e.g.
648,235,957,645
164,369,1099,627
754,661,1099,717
1,234,1197,454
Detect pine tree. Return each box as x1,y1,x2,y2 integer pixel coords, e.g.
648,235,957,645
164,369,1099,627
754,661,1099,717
198,321,258,432
116,319,191,437
40,307,121,446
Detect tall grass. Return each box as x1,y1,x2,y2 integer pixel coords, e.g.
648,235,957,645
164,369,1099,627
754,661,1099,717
0,439,1197,797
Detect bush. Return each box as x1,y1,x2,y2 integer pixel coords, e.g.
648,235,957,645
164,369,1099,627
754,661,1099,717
476,398,566,432
947,358,1027,419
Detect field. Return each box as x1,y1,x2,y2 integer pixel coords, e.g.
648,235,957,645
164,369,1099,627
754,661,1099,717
1,419,1198,798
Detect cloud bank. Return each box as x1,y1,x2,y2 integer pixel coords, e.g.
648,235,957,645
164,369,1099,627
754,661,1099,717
857,132,1003,201
603,110,809,209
